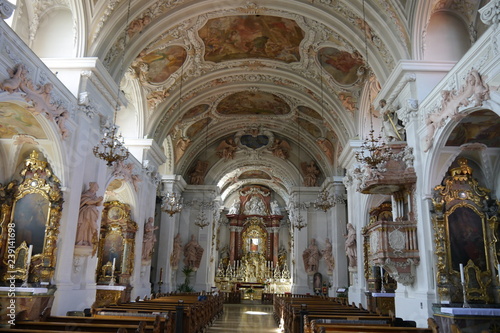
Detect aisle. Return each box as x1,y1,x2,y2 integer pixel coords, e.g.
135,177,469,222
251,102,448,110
206,301,281,332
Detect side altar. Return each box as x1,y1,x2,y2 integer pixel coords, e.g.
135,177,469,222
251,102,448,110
215,186,291,296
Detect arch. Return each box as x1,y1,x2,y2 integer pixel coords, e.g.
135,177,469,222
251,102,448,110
423,11,470,62
32,8,75,58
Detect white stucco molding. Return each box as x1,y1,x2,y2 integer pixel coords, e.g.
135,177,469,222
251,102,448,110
0,0,15,20
479,0,500,27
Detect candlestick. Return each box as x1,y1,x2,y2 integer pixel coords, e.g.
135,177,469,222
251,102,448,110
21,245,33,288
497,264,500,284
459,263,465,284
112,258,116,273
159,267,163,283
380,266,386,293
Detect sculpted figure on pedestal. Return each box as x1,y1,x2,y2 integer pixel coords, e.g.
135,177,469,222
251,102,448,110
75,182,103,248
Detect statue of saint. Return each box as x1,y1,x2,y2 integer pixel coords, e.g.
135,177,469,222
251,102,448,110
75,182,103,247
322,238,335,273
142,217,158,261
170,233,183,269
302,238,321,274
345,223,357,268
184,234,204,270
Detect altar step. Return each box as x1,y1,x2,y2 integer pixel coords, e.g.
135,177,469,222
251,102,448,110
206,303,280,332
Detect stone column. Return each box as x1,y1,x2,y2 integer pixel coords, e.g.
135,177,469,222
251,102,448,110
229,225,237,264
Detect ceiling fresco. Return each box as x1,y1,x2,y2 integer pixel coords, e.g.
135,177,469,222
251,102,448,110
199,15,304,63
318,47,365,86
446,110,500,147
186,117,212,139
133,46,186,84
0,103,47,139
217,91,290,115
298,106,322,120
298,118,322,138
182,104,209,121
239,170,272,180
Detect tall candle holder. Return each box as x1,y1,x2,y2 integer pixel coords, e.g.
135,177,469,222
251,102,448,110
109,258,116,286
461,282,470,308
21,245,33,288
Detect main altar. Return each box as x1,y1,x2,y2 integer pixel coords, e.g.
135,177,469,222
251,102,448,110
215,186,291,297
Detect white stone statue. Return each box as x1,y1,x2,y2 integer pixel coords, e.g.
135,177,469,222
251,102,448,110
270,200,281,215
345,223,357,268
228,198,240,214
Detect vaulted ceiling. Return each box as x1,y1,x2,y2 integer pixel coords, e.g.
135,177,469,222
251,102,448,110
15,0,428,201
94,0,414,200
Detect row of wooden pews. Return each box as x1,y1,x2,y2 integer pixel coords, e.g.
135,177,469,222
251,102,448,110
2,292,223,333
273,294,440,333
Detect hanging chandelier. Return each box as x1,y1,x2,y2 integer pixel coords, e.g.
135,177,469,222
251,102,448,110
93,0,131,167
93,123,129,166
162,192,183,216
354,0,392,170
314,189,335,212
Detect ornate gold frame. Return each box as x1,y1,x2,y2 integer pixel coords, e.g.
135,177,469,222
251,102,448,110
431,158,498,303
96,201,137,285
1,150,63,283
242,218,267,257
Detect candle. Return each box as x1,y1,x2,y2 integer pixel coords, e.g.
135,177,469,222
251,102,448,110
26,245,33,265
459,263,465,284
159,268,163,282
112,258,116,273
380,266,383,279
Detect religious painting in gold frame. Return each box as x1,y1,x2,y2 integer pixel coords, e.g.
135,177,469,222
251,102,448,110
431,158,498,304
0,150,63,283
96,201,137,285
241,218,267,257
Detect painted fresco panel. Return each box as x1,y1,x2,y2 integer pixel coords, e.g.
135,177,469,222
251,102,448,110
182,104,209,121
199,15,304,63
136,46,187,84
446,110,500,147
0,103,46,139
298,118,321,138
186,118,212,138
318,48,364,86
298,106,322,119
218,91,290,115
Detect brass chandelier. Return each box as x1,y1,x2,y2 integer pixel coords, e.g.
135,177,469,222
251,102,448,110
354,0,392,169
93,0,131,167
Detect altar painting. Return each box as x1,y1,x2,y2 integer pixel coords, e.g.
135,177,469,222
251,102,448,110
13,193,49,255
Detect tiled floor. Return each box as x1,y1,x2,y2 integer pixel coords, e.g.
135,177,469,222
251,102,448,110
206,301,281,332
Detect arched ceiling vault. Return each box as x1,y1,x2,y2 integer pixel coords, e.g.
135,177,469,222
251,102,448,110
90,0,413,195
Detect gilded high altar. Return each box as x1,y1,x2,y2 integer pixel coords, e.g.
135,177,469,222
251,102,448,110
215,186,291,293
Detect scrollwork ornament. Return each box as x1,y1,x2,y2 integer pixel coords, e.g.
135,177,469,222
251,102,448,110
479,0,500,26
0,0,15,19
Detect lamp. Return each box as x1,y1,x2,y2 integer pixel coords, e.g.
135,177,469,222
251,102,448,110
93,0,131,166
162,192,183,216
293,114,306,230
194,118,210,229
354,0,392,169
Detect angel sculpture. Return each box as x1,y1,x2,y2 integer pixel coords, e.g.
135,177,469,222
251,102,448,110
269,138,291,160
216,137,238,161
301,161,320,187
